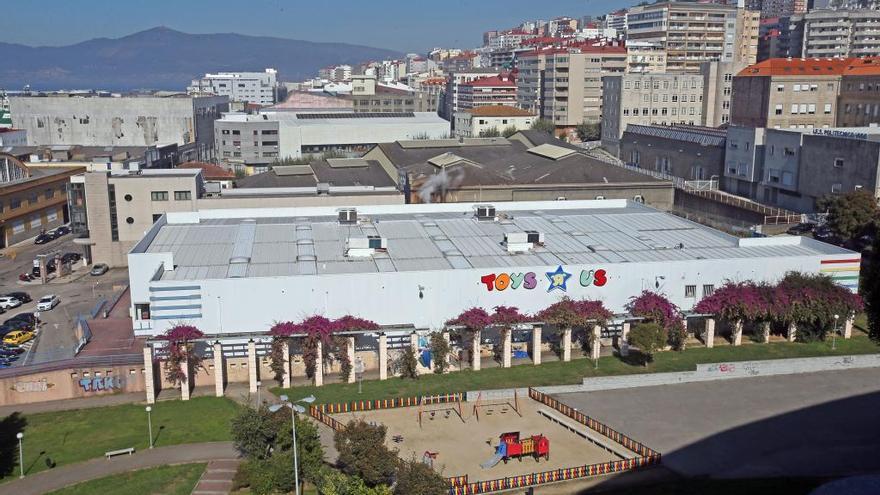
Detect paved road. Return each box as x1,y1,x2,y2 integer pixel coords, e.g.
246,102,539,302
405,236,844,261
554,368,880,480
0,442,238,495
0,235,129,366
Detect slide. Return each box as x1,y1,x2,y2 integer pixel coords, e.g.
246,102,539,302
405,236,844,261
480,453,504,469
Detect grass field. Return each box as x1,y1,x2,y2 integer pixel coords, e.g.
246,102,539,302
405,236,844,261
273,335,879,405
0,397,238,482
45,463,206,495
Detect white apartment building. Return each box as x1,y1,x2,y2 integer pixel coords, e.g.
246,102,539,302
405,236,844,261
188,69,279,106
453,106,536,137
626,42,668,74
802,9,880,59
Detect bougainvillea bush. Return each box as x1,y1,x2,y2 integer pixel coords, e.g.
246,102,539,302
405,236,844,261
446,307,492,333
627,291,686,350
162,324,204,387
694,282,772,323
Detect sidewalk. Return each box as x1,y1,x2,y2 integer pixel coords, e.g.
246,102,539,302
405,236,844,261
0,442,238,495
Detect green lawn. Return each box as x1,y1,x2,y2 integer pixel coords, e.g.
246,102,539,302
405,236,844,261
1,397,238,482
46,463,206,495
273,335,880,405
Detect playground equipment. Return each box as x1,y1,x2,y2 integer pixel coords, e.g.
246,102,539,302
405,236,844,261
472,390,521,422
422,450,438,468
418,394,465,428
481,431,550,468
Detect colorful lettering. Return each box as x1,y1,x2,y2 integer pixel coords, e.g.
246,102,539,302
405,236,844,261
495,273,511,291
579,268,608,287
594,269,607,287
480,274,496,291
523,272,537,289
509,272,525,289
480,272,537,292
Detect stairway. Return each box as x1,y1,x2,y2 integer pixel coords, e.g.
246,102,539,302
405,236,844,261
191,459,241,495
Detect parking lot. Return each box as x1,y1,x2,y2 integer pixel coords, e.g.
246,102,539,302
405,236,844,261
1,233,129,366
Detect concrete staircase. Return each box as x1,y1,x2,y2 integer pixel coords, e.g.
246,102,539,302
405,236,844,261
191,459,241,495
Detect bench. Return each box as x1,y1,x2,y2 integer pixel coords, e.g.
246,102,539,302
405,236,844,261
105,447,135,459
538,408,638,460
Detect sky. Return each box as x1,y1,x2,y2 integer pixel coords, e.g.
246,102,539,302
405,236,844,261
4,0,636,53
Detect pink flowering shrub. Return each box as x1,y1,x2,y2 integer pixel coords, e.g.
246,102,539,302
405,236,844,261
162,324,204,387
447,307,492,333
627,291,686,350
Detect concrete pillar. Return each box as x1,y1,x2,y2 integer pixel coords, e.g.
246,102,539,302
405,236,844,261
681,317,689,334
282,340,291,388
705,318,715,348
561,328,572,362
442,331,451,371
247,340,257,394
347,336,356,384
181,350,191,401
314,339,323,387
590,325,602,360
410,332,419,353
143,346,155,404
532,325,542,365
762,322,771,344
733,320,743,346
472,330,481,371
378,333,388,380
844,317,854,339
213,341,224,397
787,322,797,342
502,329,512,368
621,322,631,343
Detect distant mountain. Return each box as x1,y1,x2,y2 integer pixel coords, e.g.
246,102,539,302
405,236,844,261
0,27,403,91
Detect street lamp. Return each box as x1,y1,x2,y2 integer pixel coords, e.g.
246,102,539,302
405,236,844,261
268,394,316,495
833,314,840,351
146,406,153,449
16,432,23,478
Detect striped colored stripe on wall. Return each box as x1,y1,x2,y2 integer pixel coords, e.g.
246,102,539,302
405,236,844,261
820,258,860,291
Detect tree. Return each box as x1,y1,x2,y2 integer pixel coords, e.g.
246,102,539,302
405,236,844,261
429,332,451,374
230,405,281,460
628,322,667,366
316,467,392,495
627,291,686,350
398,345,420,379
530,119,556,135
822,189,878,241
776,272,863,341
501,125,518,138
276,414,326,484
575,122,601,142
161,324,204,388
335,419,398,487
393,458,449,495
478,127,501,138
864,235,880,343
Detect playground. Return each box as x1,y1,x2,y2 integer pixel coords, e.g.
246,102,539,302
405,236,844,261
326,394,625,482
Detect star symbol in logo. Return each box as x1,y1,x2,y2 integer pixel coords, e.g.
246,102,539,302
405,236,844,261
546,265,572,293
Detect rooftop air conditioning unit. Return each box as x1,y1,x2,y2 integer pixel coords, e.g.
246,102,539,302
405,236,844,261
338,208,357,224
475,204,496,220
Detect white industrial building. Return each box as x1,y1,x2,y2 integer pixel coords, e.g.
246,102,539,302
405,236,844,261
188,69,279,106
127,200,859,338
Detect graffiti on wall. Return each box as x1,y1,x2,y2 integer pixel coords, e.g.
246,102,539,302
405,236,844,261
79,376,125,392
14,378,54,393
481,266,607,293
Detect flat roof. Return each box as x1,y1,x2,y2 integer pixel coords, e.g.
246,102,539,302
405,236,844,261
218,111,447,126
137,200,852,281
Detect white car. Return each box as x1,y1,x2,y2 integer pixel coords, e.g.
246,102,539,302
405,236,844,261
36,295,60,311
0,297,22,309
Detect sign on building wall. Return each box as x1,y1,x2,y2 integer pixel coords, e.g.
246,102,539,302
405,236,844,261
14,378,54,393
480,266,607,293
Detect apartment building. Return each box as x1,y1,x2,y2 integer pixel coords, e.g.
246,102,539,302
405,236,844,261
318,65,353,82
701,60,748,127
735,8,761,67
730,57,880,129
601,73,706,155
758,16,805,61
758,0,806,19
626,2,742,73
453,106,536,137
441,69,500,121
802,9,880,59
456,74,517,110
625,42,668,74
517,44,627,127
187,69,279,106
349,75,431,113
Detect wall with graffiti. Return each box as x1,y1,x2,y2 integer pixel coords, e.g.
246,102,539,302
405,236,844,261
1,364,146,406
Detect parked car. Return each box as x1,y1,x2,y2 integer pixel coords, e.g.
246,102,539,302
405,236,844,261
5,292,31,304
0,344,25,355
7,313,37,326
36,295,61,311
0,297,22,310
0,319,33,332
34,232,56,244
90,263,109,276
62,252,82,264
32,263,56,277
19,273,34,282
786,223,815,236
3,330,34,345
53,225,71,236
0,349,20,359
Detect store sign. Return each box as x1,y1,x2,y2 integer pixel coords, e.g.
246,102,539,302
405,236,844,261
811,129,869,141
480,266,607,293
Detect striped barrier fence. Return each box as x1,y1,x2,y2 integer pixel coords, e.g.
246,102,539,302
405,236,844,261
309,406,345,431
316,392,464,414
446,475,469,488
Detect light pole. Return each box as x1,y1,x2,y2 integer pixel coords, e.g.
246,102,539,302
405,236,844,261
16,432,23,478
269,394,316,495
146,406,154,449
833,314,839,351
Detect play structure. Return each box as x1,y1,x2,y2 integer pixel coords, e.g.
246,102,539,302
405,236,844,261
418,394,465,428
472,390,522,422
481,431,550,468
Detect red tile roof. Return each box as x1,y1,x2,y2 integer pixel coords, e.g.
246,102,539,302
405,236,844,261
178,161,235,180
465,75,516,88
737,57,880,77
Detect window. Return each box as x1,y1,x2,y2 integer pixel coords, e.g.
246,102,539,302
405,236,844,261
831,183,842,193
45,188,54,200
775,104,783,115
221,129,230,135
834,158,844,168
174,191,192,201
776,84,784,92
150,191,169,201
702,284,714,297
12,220,24,234
261,129,278,135
152,214,162,222
29,215,41,229
685,285,696,298
791,104,798,114
793,84,801,92
231,130,240,135
262,141,278,146
784,147,795,156
808,104,815,114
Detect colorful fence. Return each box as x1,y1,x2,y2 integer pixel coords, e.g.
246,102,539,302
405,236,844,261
309,406,345,431
528,387,661,458
446,475,469,488
315,392,463,414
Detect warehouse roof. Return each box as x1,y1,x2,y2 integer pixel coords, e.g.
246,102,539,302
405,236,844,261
233,159,396,188
135,200,853,281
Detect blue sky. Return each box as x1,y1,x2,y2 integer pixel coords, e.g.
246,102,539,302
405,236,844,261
5,0,636,52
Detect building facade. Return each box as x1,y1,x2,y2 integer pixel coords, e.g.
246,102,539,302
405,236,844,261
0,128,27,147
187,69,279,106
456,74,518,110
453,106,536,137
758,16,804,61
442,69,501,121
620,124,727,181
802,9,880,59
625,42,668,74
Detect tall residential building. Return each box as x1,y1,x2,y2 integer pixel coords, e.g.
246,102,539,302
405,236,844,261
441,69,500,121
701,60,750,127
517,44,627,126
187,69,279,106
626,2,741,73
9,94,228,162
603,10,628,33
735,8,761,67
757,0,807,18
625,42,668,74
456,74,517,110
318,65,353,82
601,73,706,156
349,75,432,113
757,16,805,61
802,9,880,59
730,57,880,129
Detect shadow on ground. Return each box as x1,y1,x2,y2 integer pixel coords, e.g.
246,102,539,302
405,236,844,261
0,413,27,477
